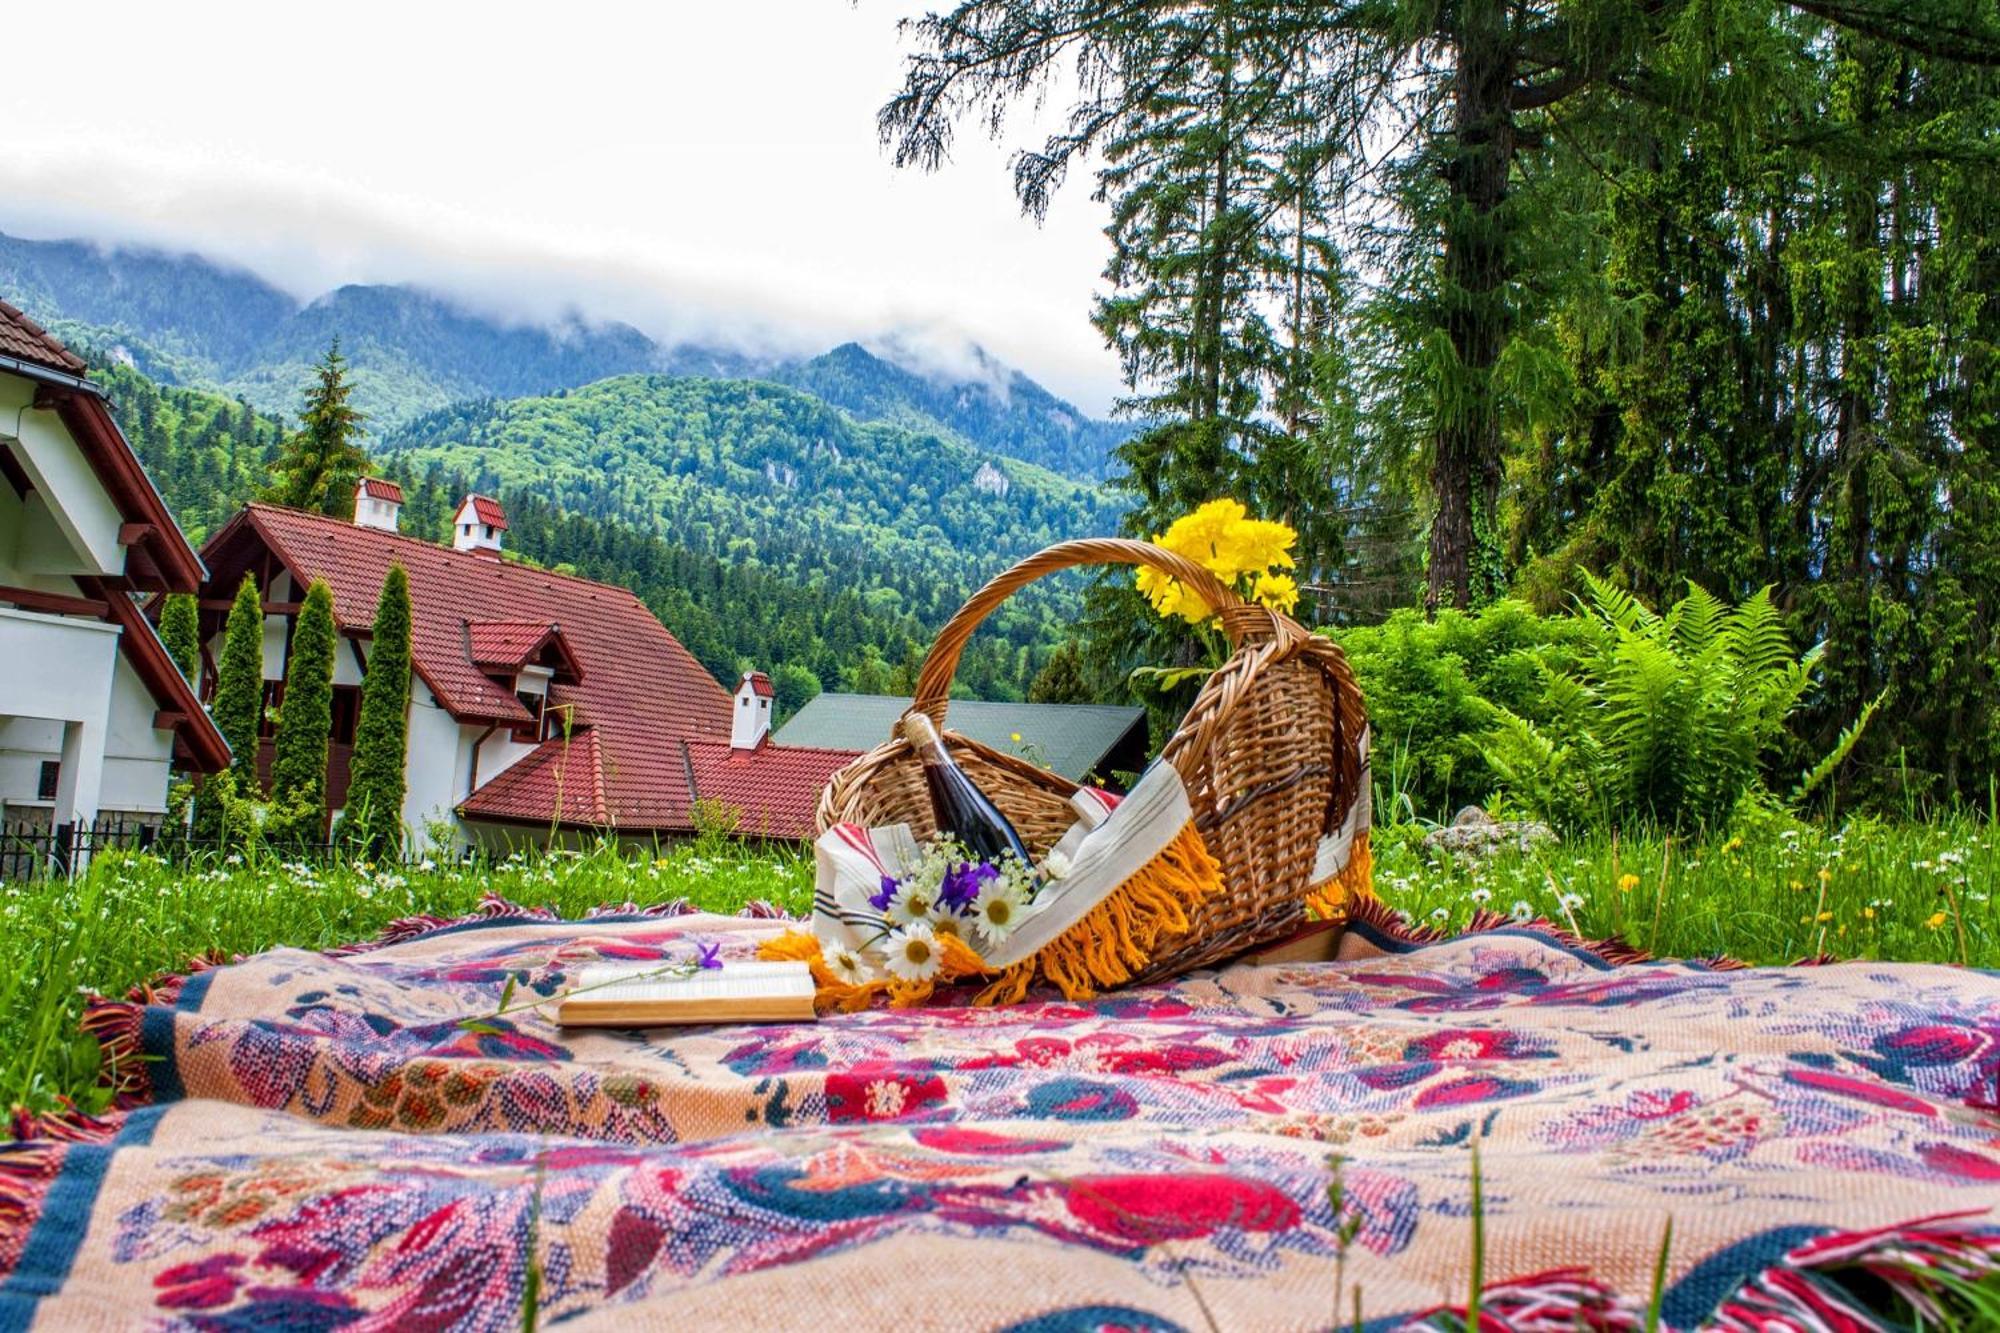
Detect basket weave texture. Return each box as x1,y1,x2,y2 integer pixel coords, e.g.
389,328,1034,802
817,537,1369,981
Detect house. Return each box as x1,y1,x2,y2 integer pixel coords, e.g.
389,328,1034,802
0,300,230,860
774,693,1148,784
191,489,856,848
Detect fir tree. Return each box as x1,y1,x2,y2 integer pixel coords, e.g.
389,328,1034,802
340,566,412,857
266,581,338,844
1027,640,1092,704
210,576,267,792
159,593,202,689
264,338,370,516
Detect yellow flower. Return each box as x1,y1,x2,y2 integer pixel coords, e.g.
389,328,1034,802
1815,911,1832,923
1926,911,1948,930
1216,519,1298,578
1009,731,1022,744
1789,879,1804,892
1816,867,1832,885
1617,873,1640,893
1723,836,1743,855
1134,566,1215,625
1251,570,1299,614
1863,907,1875,920
1156,500,1249,574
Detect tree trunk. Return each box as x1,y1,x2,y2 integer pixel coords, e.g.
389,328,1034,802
1426,0,1515,613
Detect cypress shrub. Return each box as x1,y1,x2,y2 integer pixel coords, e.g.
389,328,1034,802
266,580,337,844
159,593,201,688
340,565,413,856
210,576,267,792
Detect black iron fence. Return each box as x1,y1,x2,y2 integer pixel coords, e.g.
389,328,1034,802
0,816,346,880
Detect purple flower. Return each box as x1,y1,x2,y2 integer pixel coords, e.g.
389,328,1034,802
695,941,722,970
869,875,899,912
939,861,998,913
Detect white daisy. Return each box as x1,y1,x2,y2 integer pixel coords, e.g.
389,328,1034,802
886,879,940,927
970,879,1030,945
826,944,874,986
883,922,943,983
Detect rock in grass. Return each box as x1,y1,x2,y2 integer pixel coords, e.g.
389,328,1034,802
1423,806,1556,860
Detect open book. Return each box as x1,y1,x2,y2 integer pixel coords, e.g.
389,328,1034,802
556,960,817,1027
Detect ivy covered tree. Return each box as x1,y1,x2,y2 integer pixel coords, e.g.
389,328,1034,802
264,338,370,515
265,581,338,844
158,593,201,689
340,565,413,857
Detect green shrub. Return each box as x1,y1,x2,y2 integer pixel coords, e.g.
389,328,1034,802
340,566,413,857
1328,601,1590,820
266,581,337,845
1482,575,1834,833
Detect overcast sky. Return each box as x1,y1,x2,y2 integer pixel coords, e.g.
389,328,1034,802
0,1,1125,412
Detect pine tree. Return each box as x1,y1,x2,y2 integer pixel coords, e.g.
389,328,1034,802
210,576,267,792
340,566,412,857
264,338,370,516
159,593,201,689
1027,641,1092,704
266,581,338,844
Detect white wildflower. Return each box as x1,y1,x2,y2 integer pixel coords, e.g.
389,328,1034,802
883,923,943,983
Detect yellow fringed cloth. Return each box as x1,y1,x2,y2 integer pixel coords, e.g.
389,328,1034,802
763,761,1223,1010
1304,724,1374,922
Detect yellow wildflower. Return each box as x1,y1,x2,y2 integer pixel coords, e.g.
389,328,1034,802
1926,911,1948,930
1789,880,1804,892
1156,500,1250,576
1723,836,1743,855
1815,911,1832,923
1217,518,1297,578
1251,570,1300,614
1134,566,1215,625
1617,873,1640,893
1863,907,1875,920
1816,867,1832,885
1009,731,1022,743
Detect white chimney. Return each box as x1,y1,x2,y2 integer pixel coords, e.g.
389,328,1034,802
354,477,403,532
732,670,774,749
453,494,506,554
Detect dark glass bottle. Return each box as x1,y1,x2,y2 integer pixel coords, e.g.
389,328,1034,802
901,712,1036,868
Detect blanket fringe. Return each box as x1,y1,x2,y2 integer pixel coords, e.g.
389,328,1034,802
1343,895,1722,971
0,1139,65,1280
1399,1266,1640,1331
1707,1210,2000,1332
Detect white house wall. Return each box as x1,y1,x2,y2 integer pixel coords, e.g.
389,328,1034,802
0,377,123,578
401,678,464,851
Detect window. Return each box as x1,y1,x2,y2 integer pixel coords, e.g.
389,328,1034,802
330,686,363,746
37,761,59,801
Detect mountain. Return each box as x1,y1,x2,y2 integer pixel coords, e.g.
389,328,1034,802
380,374,1119,602
0,230,1130,479
774,341,1130,480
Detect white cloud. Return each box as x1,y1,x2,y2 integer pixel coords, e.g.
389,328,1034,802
0,0,1125,413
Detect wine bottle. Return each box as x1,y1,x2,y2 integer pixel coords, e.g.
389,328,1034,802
900,712,1037,869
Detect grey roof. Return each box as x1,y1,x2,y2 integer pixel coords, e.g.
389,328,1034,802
773,693,1147,782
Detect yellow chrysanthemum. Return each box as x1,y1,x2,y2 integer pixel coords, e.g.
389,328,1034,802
1134,566,1214,625
1251,570,1299,614
1217,519,1297,578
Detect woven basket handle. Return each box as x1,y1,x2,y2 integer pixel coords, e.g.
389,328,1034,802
910,537,1275,726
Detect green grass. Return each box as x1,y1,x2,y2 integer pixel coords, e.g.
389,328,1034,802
0,838,809,1120
2,810,1995,1123
1367,809,1998,969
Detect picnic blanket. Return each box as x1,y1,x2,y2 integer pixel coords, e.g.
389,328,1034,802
3,898,1997,1332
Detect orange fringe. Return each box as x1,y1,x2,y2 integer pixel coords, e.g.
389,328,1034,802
761,818,1223,1010
1304,831,1372,921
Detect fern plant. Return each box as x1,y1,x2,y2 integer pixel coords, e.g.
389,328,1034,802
1482,575,1838,833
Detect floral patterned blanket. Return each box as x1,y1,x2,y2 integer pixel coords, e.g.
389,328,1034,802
2,899,1998,1331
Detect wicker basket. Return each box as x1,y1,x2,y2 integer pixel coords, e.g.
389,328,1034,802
817,536,1369,982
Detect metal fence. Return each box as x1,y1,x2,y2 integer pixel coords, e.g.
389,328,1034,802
0,816,344,880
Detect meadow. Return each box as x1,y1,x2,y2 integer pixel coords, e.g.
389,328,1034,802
4,812,1993,1125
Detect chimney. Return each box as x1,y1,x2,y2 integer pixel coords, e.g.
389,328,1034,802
731,670,774,750
453,494,506,555
353,477,404,532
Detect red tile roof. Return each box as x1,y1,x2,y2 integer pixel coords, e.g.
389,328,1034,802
459,730,609,826
683,737,858,839
202,504,740,828
0,299,87,375
466,619,580,681
358,477,404,502
742,671,775,699
462,495,508,529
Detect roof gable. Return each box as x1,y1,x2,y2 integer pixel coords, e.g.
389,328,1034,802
0,300,87,375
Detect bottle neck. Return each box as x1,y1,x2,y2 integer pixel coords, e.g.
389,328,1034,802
901,712,950,763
